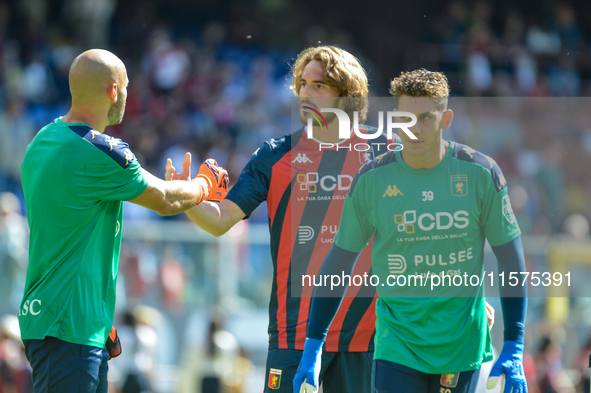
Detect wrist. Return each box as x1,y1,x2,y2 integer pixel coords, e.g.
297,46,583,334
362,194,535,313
303,337,323,355
502,340,524,354
195,177,210,204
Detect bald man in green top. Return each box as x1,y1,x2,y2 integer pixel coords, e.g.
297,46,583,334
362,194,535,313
19,49,227,393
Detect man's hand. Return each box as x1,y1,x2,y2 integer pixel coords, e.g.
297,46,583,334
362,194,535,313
165,152,192,181
487,341,527,393
196,159,229,202
293,338,323,393
486,301,495,330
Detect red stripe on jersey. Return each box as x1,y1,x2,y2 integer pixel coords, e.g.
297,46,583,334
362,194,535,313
349,295,378,350
267,157,292,229
272,137,323,349
294,134,379,351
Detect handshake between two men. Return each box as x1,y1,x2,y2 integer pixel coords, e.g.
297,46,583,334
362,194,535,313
165,152,229,204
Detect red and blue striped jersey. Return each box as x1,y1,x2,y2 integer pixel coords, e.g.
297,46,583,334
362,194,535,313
227,127,396,352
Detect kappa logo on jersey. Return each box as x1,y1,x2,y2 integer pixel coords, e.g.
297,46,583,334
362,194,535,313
106,136,121,151
440,373,460,388
502,195,516,223
298,226,314,244
383,185,404,197
463,146,476,158
388,254,407,274
451,175,468,196
268,368,282,389
292,153,313,163
124,149,135,165
395,210,470,234
297,172,352,193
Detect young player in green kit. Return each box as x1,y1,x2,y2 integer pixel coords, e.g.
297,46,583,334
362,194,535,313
293,69,528,393
18,49,228,393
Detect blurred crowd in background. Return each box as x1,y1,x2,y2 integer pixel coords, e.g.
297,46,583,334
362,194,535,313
2,0,591,392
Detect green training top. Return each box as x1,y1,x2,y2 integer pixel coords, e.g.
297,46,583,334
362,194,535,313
335,141,521,373
19,118,148,348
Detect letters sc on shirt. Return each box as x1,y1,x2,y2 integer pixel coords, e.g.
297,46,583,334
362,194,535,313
19,299,42,316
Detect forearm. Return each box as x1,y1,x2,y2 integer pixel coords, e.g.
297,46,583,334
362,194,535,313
185,201,233,236
491,237,527,343
307,245,360,341
160,179,207,215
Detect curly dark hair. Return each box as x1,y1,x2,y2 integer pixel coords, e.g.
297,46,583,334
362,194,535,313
291,45,369,123
389,69,450,111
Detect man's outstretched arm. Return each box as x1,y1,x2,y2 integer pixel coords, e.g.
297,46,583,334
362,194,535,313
293,244,360,393
487,236,528,393
165,152,246,236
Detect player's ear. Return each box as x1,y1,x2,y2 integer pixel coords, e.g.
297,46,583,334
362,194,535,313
108,82,118,103
441,109,453,130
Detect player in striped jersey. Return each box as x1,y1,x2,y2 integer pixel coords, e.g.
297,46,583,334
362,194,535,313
166,46,388,393
294,70,528,393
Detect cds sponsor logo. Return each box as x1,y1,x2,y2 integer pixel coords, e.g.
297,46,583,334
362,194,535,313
297,172,353,193
395,210,470,234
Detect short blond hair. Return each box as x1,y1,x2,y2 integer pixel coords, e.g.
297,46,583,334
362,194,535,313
291,46,369,123
389,69,450,111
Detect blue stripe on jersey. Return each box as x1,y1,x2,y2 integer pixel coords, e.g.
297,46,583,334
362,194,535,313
226,132,294,217
453,142,507,192
349,150,398,196
69,125,137,169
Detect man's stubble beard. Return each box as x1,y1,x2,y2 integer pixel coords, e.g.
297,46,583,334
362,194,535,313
107,94,126,126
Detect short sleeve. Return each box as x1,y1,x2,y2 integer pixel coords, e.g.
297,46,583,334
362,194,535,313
70,129,148,202
226,142,273,217
98,159,147,201
480,162,521,246
334,172,375,252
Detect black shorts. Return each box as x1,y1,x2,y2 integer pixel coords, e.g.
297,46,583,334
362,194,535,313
23,337,109,393
372,359,480,393
264,348,373,393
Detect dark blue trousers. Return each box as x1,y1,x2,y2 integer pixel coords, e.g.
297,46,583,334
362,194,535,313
23,337,109,393
372,359,480,393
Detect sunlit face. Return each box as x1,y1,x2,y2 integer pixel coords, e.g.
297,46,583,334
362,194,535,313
107,73,128,126
298,60,340,126
397,96,452,159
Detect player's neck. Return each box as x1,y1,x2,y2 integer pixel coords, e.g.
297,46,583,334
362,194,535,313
307,122,346,143
401,140,449,170
62,106,108,133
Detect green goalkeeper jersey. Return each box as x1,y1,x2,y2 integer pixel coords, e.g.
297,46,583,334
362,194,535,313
335,141,521,373
19,118,148,348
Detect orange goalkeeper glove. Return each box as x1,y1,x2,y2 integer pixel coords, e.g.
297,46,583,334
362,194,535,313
196,159,229,203
106,326,122,359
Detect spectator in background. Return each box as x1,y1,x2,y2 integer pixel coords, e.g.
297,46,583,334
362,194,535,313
0,314,31,393
535,334,575,393
0,192,28,312
0,99,35,195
